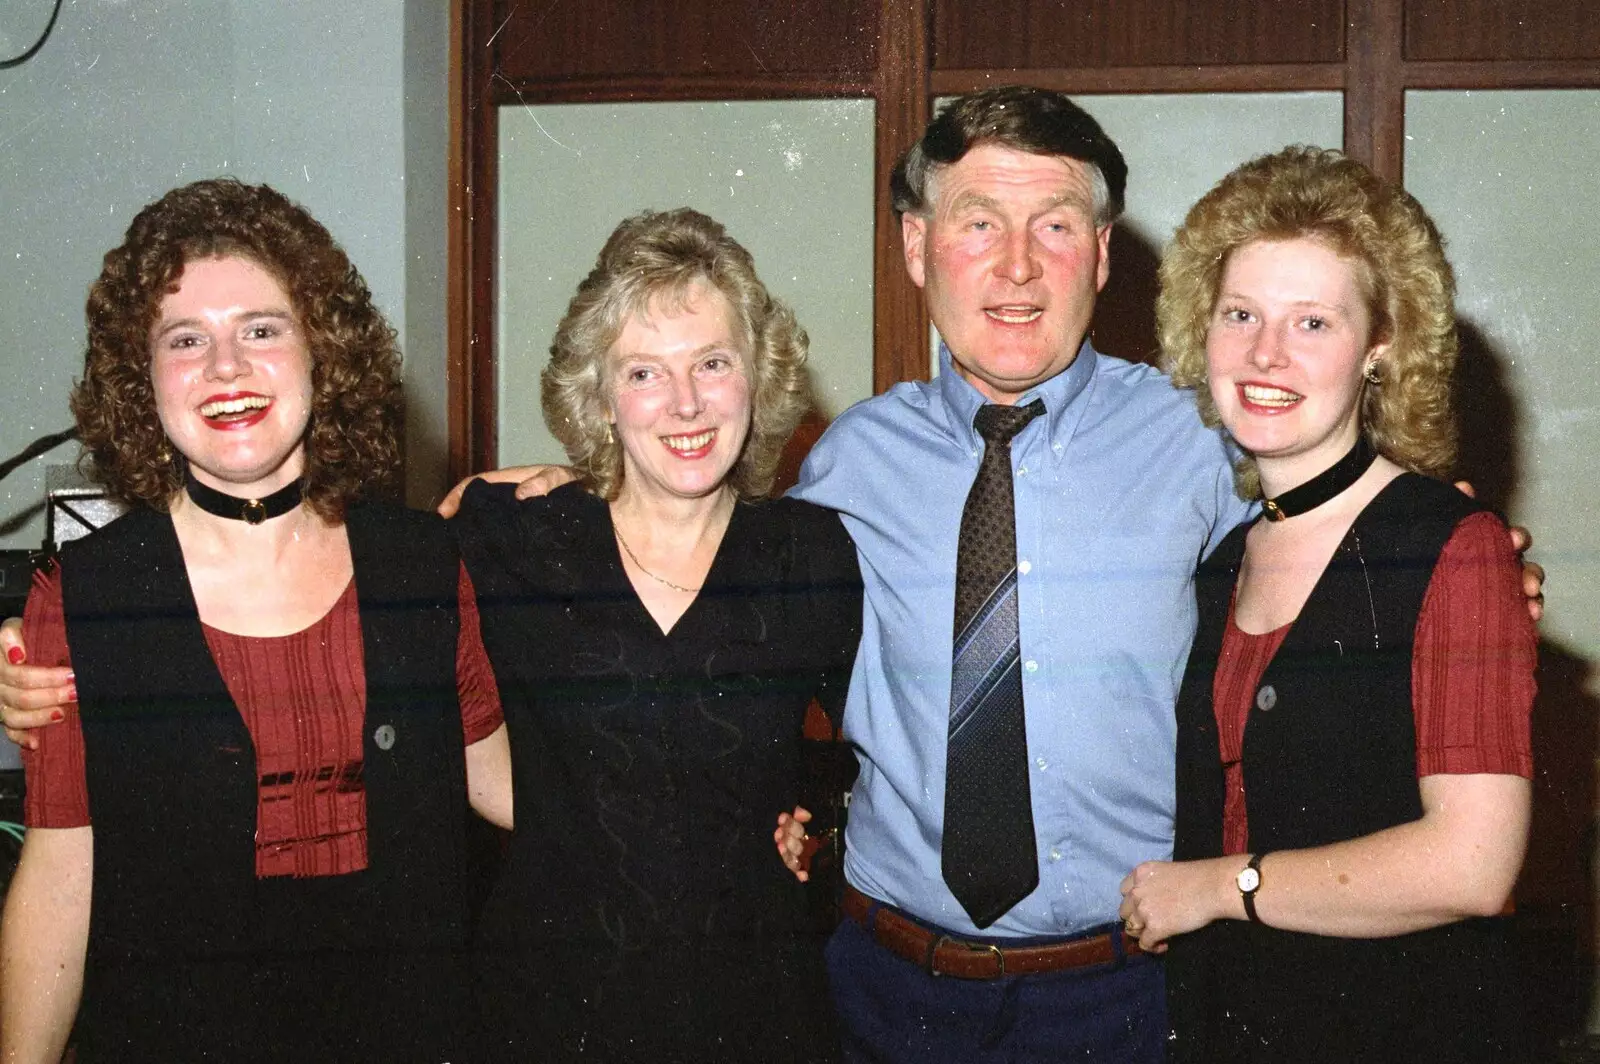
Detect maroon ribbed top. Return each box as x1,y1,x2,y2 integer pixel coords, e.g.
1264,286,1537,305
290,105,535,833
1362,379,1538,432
22,562,502,878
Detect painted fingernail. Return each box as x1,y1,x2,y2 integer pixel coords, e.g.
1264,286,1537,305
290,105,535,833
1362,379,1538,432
51,709,64,722
6,647,22,665
67,683,78,703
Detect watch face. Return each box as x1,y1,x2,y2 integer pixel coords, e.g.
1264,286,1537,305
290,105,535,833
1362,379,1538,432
1237,867,1261,893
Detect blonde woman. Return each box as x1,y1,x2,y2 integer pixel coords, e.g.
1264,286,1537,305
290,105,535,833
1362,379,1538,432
1119,147,1534,1062
457,209,860,1062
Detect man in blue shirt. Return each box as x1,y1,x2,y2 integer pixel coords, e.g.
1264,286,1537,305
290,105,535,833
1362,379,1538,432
787,86,1248,1062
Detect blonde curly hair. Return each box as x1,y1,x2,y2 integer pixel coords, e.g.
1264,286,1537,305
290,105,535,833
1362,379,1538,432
1158,145,1457,499
541,208,810,501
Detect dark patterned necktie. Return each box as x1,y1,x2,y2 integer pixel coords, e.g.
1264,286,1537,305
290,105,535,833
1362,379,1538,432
942,398,1045,928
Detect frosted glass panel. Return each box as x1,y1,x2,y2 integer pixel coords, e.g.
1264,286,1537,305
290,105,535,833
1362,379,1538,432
1406,90,1600,667
929,93,1343,371
496,100,875,466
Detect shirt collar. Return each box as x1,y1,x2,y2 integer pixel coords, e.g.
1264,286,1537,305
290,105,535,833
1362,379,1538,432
936,338,1099,461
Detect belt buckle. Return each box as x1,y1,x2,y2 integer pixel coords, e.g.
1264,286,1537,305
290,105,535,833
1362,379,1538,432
927,935,1006,978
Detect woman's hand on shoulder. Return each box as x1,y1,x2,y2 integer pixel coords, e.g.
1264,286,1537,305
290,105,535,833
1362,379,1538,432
0,618,74,750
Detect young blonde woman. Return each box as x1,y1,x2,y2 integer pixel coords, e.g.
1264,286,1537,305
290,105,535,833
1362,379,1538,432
1119,147,1534,1062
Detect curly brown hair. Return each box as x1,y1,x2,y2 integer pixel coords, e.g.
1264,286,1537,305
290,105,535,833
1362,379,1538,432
1158,146,1458,498
73,178,402,521
542,208,811,501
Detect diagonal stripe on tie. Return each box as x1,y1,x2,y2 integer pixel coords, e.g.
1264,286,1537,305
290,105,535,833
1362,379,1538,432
949,570,1021,738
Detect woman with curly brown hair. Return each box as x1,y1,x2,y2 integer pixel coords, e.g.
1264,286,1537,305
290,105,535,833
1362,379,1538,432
0,178,510,1063
1117,147,1534,1061
454,208,860,1062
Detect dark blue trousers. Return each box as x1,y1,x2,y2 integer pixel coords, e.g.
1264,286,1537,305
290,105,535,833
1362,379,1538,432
826,916,1166,1063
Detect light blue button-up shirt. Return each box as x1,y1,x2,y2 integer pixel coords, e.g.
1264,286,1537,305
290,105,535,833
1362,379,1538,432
791,342,1252,938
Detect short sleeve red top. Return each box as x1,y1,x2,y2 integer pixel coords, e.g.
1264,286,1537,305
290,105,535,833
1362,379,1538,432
21,561,503,878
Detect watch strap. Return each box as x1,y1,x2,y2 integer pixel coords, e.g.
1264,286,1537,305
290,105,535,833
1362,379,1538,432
1241,851,1267,923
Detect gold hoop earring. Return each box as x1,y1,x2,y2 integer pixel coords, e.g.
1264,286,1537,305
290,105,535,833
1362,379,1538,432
1363,361,1383,386
605,423,614,446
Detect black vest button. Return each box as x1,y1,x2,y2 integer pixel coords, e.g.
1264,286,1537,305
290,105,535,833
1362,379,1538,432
374,723,396,750
1255,685,1278,712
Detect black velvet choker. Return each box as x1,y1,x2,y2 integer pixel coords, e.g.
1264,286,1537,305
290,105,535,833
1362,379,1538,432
1261,436,1377,522
185,474,305,525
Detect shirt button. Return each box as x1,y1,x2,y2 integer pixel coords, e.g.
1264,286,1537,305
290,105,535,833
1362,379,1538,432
374,723,397,750
1049,848,1062,862
1256,685,1278,712
1035,757,1048,770
1024,659,1038,673
1017,465,1029,477
1018,559,1032,575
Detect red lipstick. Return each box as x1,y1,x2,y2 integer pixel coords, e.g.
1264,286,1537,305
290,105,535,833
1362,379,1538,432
198,392,272,431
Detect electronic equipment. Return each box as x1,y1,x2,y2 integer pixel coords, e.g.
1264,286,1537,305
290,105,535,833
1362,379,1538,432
46,463,128,550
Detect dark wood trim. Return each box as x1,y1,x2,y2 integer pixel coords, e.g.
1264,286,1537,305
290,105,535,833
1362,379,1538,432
486,75,874,103
872,0,931,393
1402,59,1600,89
1342,0,1378,168
445,0,472,484
931,64,1346,96
1343,0,1405,182
931,0,1346,72
1404,0,1600,64
463,0,499,474
469,120,499,473
1369,0,1407,183
481,0,879,84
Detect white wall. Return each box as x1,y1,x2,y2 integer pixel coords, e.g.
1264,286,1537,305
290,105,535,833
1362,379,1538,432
0,0,450,554
401,0,451,508
0,0,448,764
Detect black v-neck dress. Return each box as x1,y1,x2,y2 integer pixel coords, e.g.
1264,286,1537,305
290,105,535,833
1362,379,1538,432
456,481,862,1063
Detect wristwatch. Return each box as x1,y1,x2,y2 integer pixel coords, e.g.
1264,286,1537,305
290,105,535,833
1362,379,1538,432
1236,852,1267,923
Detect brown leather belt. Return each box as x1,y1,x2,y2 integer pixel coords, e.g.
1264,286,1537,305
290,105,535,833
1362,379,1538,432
841,885,1142,979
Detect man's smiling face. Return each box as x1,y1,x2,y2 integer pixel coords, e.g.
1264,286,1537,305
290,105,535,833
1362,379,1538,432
901,142,1112,405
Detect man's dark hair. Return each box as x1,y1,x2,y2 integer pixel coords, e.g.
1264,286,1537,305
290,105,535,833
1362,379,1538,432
890,86,1128,224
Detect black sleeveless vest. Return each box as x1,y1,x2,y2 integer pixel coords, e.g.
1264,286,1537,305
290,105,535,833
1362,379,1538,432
1168,474,1519,1063
59,503,471,1063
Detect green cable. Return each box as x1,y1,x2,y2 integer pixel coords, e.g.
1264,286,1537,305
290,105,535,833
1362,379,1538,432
0,821,24,845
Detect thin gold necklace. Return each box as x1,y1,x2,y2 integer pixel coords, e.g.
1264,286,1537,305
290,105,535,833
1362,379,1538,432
613,523,702,593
